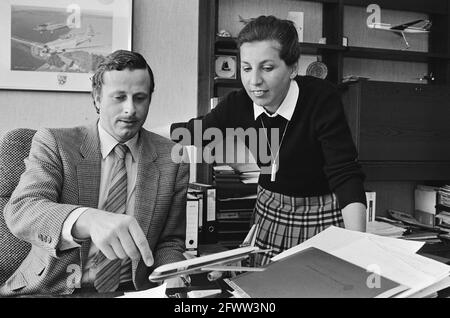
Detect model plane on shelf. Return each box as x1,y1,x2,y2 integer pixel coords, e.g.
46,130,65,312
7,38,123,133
148,224,269,282
367,18,431,49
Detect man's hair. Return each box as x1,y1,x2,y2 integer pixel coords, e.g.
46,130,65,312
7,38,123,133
91,50,155,113
237,15,301,66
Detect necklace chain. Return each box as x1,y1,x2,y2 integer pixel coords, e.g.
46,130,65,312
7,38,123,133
260,116,290,167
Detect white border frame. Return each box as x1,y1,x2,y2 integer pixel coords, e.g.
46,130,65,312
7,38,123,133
0,0,133,92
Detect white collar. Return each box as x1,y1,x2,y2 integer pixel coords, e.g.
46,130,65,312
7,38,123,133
253,80,299,121
98,122,140,161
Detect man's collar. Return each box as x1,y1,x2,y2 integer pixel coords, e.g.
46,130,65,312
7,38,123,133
98,123,140,161
253,80,299,121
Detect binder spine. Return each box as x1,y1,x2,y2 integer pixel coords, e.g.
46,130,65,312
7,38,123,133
185,198,199,256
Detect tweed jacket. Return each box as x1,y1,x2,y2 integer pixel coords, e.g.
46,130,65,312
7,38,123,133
0,123,189,296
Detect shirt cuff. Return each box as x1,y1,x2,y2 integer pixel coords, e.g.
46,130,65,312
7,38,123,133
60,207,89,251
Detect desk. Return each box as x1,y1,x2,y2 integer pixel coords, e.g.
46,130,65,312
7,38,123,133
9,242,450,298
13,274,230,298
417,240,450,298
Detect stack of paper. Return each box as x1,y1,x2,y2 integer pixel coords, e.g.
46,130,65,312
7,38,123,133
272,226,450,298
366,220,407,237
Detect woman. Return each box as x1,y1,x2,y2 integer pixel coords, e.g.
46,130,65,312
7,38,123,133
186,15,366,266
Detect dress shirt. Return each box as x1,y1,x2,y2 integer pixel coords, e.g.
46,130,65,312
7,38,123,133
60,123,141,286
253,79,299,121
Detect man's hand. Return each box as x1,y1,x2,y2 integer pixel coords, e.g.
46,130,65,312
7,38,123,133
72,208,154,266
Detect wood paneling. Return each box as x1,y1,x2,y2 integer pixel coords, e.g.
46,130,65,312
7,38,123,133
364,181,416,217
342,80,450,162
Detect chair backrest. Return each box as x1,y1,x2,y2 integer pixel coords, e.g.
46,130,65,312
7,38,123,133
0,128,36,285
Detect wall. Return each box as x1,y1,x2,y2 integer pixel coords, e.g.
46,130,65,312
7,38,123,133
0,0,198,138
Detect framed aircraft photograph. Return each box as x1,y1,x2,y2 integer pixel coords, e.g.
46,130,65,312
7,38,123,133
0,0,133,92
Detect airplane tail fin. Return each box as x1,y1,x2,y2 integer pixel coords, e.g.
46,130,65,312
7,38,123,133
86,24,95,37
423,20,432,31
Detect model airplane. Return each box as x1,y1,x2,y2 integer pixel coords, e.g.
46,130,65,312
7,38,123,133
417,72,435,82
148,224,269,282
33,22,69,33
367,19,431,49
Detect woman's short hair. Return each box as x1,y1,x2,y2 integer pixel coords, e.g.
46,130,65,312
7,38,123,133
91,50,155,112
237,15,301,66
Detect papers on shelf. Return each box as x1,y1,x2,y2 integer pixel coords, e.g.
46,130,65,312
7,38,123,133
366,220,407,237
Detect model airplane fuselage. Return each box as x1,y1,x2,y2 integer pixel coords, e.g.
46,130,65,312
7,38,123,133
149,224,267,282
33,22,69,33
367,19,431,49
148,246,263,282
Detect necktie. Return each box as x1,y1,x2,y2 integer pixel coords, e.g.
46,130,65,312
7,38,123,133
94,143,128,293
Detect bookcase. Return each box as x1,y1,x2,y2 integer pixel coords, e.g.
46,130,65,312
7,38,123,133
196,0,450,219
198,0,450,117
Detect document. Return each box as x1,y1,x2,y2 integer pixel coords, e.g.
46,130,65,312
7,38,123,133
272,226,450,298
272,226,424,261
116,283,167,298
224,247,407,298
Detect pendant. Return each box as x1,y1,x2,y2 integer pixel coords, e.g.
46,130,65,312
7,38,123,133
271,163,277,182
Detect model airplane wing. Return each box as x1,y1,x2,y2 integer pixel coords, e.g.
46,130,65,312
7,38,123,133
149,224,270,282
390,19,429,31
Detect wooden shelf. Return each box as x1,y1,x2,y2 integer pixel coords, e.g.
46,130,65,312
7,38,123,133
342,0,447,14
216,36,346,55
214,78,241,87
344,46,450,62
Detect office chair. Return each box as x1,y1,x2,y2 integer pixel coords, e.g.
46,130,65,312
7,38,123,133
0,128,36,285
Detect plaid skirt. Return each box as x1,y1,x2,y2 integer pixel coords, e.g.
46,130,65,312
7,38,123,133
253,185,344,266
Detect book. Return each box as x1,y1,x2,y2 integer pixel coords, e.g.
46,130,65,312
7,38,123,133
224,247,407,298
415,185,438,227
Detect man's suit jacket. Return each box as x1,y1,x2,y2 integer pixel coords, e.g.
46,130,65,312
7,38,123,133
0,123,189,296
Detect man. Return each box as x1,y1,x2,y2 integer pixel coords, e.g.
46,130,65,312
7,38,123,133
0,50,189,296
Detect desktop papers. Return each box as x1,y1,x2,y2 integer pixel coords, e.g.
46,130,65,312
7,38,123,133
225,247,407,298
272,226,450,298
116,283,167,298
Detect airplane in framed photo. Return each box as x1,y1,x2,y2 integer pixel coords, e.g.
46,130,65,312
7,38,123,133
33,22,69,33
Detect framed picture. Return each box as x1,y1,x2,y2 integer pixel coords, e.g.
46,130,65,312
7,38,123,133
215,55,237,80
0,0,133,92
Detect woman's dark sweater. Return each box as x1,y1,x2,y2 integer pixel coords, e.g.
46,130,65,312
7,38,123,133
186,76,366,208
